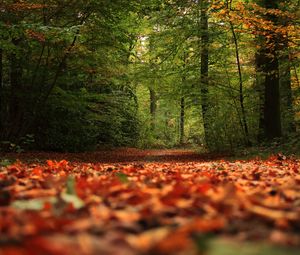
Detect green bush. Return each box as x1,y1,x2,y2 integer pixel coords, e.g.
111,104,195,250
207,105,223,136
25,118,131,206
35,87,139,152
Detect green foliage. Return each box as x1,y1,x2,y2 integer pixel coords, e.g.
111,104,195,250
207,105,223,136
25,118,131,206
0,134,34,153
36,87,139,152
66,176,77,195
0,141,23,153
0,159,14,167
233,133,300,160
36,89,97,152
115,172,129,183
12,198,57,211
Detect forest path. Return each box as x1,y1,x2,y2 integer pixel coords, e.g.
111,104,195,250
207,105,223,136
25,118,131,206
0,148,230,163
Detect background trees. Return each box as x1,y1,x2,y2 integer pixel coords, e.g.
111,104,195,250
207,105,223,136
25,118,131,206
0,0,299,152
0,0,140,151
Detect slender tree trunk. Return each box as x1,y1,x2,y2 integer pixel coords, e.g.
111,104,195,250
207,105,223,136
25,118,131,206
180,52,187,144
150,88,157,131
180,96,185,144
199,0,210,147
224,66,245,134
255,52,266,142
230,23,251,145
31,44,45,86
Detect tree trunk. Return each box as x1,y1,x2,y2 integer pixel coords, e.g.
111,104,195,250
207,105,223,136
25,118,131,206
256,0,282,140
180,51,187,144
230,22,251,146
150,88,157,131
180,97,185,144
263,50,281,139
255,51,265,142
200,0,210,147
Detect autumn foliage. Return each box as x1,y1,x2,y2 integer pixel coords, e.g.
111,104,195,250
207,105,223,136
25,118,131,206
1,150,300,254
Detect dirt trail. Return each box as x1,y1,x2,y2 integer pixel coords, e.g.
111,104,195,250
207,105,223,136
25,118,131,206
0,148,230,163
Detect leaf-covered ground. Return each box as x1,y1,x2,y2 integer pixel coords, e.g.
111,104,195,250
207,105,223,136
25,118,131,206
1,149,300,255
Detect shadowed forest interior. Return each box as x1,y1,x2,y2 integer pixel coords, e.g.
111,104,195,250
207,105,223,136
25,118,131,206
0,0,299,153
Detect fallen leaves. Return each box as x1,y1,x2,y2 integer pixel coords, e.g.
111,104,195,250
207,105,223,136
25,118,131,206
1,151,300,254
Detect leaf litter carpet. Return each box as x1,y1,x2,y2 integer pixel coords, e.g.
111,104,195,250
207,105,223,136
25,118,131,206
1,149,300,255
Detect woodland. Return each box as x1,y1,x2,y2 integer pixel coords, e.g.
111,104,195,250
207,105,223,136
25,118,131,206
0,0,300,254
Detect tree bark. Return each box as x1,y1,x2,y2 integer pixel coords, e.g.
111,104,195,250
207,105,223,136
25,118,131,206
180,97,185,144
200,0,210,147
263,49,281,139
230,22,251,145
150,88,157,131
180,51,187,144
256,0,282,140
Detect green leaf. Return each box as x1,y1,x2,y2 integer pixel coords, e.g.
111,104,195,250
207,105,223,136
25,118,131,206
58,176,84,209
115,172,129,183
193,233,215,252
66,176,76,195
61,193,84,209
12,198,57,211
0,159,13,167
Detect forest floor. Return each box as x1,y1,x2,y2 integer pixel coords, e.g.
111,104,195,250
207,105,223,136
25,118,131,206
1,149,300,255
